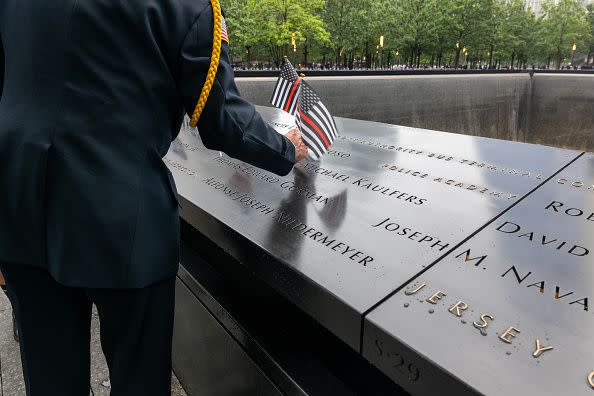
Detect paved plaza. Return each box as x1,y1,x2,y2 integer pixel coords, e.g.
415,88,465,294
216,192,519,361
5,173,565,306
0,291,187,396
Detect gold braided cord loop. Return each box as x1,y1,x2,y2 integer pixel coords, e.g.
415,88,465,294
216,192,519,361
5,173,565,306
189,0,223,128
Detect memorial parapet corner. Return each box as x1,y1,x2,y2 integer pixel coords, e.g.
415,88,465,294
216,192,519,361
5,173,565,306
165,106,582,359
364,153,594,395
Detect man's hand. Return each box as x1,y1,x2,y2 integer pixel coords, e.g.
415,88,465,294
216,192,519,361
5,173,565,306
285,128,308,163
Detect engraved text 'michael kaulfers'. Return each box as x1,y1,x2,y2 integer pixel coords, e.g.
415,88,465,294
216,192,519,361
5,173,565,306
297,162,428,206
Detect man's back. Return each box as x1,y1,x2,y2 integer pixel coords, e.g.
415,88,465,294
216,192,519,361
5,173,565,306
0,0,296,288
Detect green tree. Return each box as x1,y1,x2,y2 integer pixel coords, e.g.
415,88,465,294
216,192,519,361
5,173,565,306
222,0,329,67
256,0,329,66
324,0,363,67
221,0,261,64
222,0,593,69
395,0,440,67
443,0,494,68
499,0,537,68
325,0,392,69
540,0,589,69
587,4,594,65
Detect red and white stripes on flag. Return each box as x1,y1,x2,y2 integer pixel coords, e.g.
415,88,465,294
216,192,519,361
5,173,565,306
295,82,338,160
270,59,302,116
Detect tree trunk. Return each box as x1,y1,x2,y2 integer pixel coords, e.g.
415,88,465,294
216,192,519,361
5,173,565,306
489,44,494,68
303,44,309,67
555,46,562,69
510,51,516,69
454,48,462,68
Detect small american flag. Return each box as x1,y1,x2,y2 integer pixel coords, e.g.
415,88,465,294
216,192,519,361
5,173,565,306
270,59,302,115
296,82,338,160
221,18,229,43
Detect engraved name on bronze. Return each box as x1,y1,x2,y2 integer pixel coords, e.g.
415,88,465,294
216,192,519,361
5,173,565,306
212,156,334,205
501,265,590,312
452,245,590,313
213,156,280,184
274,211,374,267
338,135,545,180
352,178,427,205
371,218,450,252
297,162,428,206
455,249,488,268
164,157,199,177
266,120,293,130
399,281,592,391
403,283,554,356
496,221,590,257
556,178,594,192
203,177,276,215
297,162,351,182
545,201,594,222
326,149,351,158
381,164,518,201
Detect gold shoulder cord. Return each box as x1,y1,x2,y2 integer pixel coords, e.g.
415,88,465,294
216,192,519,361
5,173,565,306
189,0,223,128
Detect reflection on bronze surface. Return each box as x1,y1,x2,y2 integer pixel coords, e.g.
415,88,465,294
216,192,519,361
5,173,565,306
588,371,594,388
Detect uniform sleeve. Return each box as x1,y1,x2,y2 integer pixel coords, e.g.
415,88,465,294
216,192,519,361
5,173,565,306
0,32,4,99
177,7,296,176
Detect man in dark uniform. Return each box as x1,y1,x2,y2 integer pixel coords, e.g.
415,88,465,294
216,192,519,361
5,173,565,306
0,1,307,395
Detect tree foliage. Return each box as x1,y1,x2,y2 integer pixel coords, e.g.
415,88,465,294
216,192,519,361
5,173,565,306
221,0,329,66
585,4,594,64
221,0,593,69
539,0,589,68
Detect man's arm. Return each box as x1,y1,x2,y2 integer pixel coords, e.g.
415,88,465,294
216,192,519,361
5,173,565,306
0,31,4,99
177,6,302,176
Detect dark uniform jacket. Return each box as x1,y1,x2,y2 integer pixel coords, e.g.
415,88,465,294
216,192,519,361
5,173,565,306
0,0,295,288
